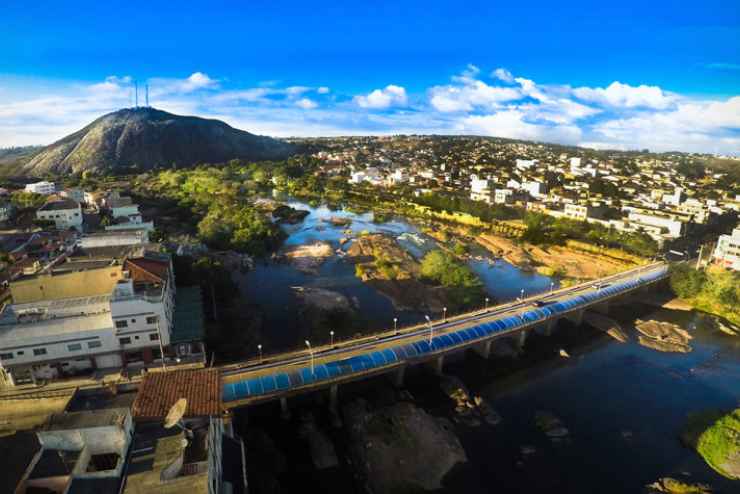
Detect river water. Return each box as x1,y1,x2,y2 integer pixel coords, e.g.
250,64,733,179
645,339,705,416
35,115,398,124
237,196,554,351
235,197,740,493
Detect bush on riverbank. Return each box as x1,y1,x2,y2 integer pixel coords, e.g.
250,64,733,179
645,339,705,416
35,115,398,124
669,264,740,326
420,250,484,308
682,408,740,480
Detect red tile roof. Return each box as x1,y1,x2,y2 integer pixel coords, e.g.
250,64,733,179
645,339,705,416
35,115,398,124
132,368,221,420
124,257,169,284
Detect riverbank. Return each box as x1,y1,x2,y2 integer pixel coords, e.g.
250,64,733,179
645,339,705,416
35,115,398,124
476,233,636,281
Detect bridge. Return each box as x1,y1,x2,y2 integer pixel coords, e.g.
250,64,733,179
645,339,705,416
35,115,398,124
220,262,670,413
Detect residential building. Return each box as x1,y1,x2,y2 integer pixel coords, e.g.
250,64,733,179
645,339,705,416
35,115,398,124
663,187,684,206
522,180,547,199
24,181,56,195
78,230,150,249
108,196,141,219
0,253,202,385
494,188,514,204
60,188,85,204
713,226,740,271
36,199,83,231
470,175,493,203
0,200,15,223
626,211,686,239
10,407,134,494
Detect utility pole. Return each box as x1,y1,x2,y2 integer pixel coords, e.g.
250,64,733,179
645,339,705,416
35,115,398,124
156,317,167,371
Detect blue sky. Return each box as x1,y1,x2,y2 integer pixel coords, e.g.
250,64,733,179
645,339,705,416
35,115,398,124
1,1,739,153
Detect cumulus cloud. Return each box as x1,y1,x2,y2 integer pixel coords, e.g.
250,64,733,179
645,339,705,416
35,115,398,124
462,110,582,144
354,85,408,109
573,81,675,109
295,97,318,109
317,86,330,94
285,86,310,96
491,68,514,83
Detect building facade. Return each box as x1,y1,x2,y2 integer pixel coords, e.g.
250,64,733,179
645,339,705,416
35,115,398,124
713,227,740,271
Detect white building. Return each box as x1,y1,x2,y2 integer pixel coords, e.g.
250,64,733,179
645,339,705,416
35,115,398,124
0,200,14,223
522,181,547,199
494,188,514,204
663,187,684,206
388,169,408,185
470,175,494,203
627,211,685,239
24,181,56,195
60,188,85,204
569,157,582,172
79,230,149,249
36,199,83,231
0,255,182,384
564,203,589,221
516,159,537,171
713,227,740,271
108,196,141,219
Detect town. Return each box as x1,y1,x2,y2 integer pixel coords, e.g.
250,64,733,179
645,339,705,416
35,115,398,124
0,135,738,494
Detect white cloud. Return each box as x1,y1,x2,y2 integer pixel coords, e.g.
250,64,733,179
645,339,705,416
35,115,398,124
317,86,330,94
573,81,675,109
461,110,582,144
588,96,740,152
295,98,318,109
354,84,408,109
429,77,521,112
285,86,310,96
491,68,514,83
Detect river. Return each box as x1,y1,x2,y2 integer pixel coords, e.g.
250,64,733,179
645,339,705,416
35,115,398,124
234,197,740,493
237,195,554,351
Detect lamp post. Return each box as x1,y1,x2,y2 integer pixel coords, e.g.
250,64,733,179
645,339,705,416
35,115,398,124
393,317,398,335
330,330,334,348
443,307,447,322
425,315,433,347
305,340,314,375
550,281,554,294
257,344,262,363
485,297,489,311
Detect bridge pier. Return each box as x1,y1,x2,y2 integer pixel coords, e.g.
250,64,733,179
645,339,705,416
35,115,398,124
280,397,291,421
516,330,528,351
427,355,445,376
565,308,584,326
537,319,556,337
391,365,406,388
473,340,492,359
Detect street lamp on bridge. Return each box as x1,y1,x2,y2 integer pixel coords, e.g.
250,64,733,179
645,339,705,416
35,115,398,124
443,307,447,322
305,340,315,375
330,330,335,348
519,288,525,301
425,315,433,347
393,317,398,335
485,297,489,312
257,344,262,363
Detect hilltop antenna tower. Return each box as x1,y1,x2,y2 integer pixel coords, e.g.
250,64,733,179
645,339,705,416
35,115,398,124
145,83,149,107
135,81,139,108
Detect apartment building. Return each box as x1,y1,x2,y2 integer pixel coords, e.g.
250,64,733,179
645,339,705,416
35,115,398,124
713,226,740,271
36,199,83,231
0,253,185,385
25,181,56,195
470,175,494,204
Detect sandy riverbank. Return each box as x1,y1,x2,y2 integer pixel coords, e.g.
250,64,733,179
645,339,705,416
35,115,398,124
476,233,635,280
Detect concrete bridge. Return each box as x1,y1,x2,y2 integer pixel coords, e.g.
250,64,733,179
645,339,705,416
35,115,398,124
220,262,670,413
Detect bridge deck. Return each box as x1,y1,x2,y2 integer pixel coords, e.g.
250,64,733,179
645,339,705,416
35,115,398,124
221,263,669,407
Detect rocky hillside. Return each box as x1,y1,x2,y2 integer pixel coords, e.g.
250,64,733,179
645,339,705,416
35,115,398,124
22,107,296,175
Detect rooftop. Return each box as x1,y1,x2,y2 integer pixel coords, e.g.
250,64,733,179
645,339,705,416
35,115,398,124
171,286,204,344
39,199,80,211
44,407,129,431
0,432,42,494
123,424,209,494
132,368,221,420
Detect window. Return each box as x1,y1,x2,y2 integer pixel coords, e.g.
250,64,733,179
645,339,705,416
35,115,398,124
119,337,131,345
134,335,139,340
17,351,24,355
146,316,158,325
131,319,136,323
115,320,128,329
33,348,47,356
88,341,102,349
67,343,82,352
0,352,13,360
149,333,160,341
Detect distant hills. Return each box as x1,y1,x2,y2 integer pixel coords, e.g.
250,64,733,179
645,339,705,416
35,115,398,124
18,107,296,176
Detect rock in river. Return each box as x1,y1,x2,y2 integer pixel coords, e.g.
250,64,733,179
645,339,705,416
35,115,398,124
343,398,466,492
